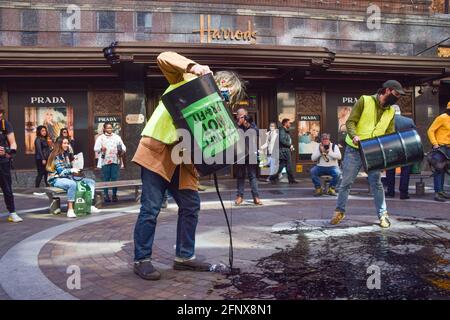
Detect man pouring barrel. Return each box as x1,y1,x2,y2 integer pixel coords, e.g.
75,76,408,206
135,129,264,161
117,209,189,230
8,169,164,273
331,80,406,228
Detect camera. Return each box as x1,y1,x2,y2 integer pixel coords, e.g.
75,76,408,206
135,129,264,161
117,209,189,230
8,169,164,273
323,144,330,150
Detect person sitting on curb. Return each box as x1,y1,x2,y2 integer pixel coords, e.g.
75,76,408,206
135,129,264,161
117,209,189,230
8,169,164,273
310,133,342,196
47,137,100,218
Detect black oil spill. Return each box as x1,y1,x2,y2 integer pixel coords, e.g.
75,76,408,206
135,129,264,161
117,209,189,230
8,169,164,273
220,220,450,300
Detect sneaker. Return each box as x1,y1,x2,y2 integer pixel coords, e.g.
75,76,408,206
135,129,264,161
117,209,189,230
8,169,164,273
104,196,111,203
134,259,161,280
289,180,299,184
90,206,100,213
385,192,395,198
161,199,168,209
314,187,323,197
173,258,211,272
235,196,243,206
399,194,410,200
67,209,77,218
330,210,345,225
112,195,118,202
438,192,450,200
434,192,447,202
8,212,23,223
327,187,337,196
379,213,391,228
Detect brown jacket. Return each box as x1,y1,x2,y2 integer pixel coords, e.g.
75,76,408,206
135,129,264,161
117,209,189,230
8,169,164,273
132,52,199,190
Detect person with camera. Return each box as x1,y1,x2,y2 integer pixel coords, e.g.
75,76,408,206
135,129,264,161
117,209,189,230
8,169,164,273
427,102,450,202
94,122,126,203
234,108,262,206
269,118,299,184
47,137,100,218
34,125,51,188
0,109,22,223
310,133,342,196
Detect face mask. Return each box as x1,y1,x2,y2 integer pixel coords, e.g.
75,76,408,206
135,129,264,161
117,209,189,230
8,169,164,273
220,89,230,102
384,93,399,107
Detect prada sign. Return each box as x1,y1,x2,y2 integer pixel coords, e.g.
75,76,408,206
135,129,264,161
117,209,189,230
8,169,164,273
193,14,257,44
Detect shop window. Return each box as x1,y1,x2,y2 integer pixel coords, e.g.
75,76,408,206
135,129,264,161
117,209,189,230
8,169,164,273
254,16,272,29
97,11,116,31
60,32,77,46
136,12,152,31
298,115,321,161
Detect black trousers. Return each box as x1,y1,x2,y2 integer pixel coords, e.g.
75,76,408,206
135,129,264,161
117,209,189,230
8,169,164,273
269,156,296,183
35,159,49,187
0,161,15,213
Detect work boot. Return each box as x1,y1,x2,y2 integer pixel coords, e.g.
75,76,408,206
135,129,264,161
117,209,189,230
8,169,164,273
253,197,263,205
379,213,391,228
327,187,337,196
173,257,211,272
434,192,447,202
235,196,243,206
134,259,161,280
438,192,450,199
314,187,323,197
330,210,345,225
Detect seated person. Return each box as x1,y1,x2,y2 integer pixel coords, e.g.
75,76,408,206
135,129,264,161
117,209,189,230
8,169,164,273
47,137,100,218
310,133,342,196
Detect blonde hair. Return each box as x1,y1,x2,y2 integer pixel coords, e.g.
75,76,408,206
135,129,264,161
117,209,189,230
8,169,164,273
214,71,246,107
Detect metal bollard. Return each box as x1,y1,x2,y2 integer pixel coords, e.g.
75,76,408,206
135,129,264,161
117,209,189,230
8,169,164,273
416,181,425,196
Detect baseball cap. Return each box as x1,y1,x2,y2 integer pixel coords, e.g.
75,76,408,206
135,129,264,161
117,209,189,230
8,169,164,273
382,80,406,95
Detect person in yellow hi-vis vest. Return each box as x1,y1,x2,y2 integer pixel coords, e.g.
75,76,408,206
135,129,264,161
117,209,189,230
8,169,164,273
331,80,405,228
132,52,245,281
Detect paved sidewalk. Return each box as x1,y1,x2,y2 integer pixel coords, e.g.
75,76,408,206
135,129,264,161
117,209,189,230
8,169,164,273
1,178,449,300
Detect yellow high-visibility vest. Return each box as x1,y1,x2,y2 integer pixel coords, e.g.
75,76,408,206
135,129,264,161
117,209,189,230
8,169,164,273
345,95,395,148
141,78,194,144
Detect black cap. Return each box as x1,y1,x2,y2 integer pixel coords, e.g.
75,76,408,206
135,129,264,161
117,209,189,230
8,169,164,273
382,80,406,95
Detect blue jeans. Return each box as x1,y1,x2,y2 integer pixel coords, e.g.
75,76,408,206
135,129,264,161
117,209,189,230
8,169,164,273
433,171,446,193
134,166,200,262
52,177,96,202
102,163,120,196
311,166,341,188
336,146,387,218
236,164,259,198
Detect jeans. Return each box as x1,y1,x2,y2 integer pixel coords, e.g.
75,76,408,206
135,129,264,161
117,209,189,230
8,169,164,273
102,163,120,196
134,166,200,262
433,171,446,193
385,165,410,196
0,161,15,213
269,156,296,183
52,177,96,202
236,164,260,198
336,146,387,218
311,166,341,188
35,159,49,187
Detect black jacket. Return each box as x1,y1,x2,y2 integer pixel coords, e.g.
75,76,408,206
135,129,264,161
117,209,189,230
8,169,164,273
35,137,51,160
278,126,292,161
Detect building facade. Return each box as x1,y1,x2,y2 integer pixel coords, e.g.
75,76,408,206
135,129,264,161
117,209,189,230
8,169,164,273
0,0,449,184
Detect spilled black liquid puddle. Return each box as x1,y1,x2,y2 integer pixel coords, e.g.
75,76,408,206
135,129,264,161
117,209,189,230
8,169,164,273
219,219,450,300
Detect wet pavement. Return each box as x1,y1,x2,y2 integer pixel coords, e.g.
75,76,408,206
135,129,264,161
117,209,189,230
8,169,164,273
221,217,450,300
1,178,449,300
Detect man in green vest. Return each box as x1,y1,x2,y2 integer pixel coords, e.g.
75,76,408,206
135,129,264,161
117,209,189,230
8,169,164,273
331,80,405,228
132,52,245,280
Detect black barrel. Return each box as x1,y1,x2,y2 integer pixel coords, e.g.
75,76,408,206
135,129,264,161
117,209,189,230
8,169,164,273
358,129,424,173
161,73,245,176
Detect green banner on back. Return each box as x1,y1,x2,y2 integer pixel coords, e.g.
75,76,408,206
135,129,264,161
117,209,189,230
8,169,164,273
181,92,239,157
